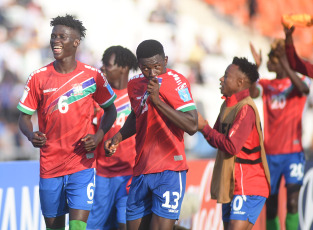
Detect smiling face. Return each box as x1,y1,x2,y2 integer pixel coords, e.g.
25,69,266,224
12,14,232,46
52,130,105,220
50,25,80,60
220,64,245,97
138,54,168,79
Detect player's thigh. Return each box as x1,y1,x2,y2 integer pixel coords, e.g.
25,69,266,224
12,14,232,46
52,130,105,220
286,183,301,213
127,214,152,230
69,208,90,223
223,195,266,225
66,168,95,212
126,175,152,221
39,176,68,219
266,194,278,218
44,215,66,229
283,152,305,186
151,170,186,221
115,176,132,224
227,219,253,230
266,154,284,195
87,175,117,228
150,213,177,230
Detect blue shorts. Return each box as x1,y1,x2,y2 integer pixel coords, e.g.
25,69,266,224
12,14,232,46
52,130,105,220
126,170,186,221
39,168,95,218
87,175,132,230
267,152,305,195
222,195,266,225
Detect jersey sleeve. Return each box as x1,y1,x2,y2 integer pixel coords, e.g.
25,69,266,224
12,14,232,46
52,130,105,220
17,73,39,115
202,105,256,155
257,79,269,97
161,75,197,112
93,71,117,108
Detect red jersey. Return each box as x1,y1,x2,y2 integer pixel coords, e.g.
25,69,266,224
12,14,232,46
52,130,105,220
95,88,136,177
128,69,197,176
258,77,310,154
202,89,269,198
17,61,116,178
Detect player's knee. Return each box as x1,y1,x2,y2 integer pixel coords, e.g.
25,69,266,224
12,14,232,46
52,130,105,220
287,197,298,213
286,185,300,213
69,220,87,230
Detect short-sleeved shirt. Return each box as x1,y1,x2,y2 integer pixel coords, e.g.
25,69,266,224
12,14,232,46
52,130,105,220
258,77,310,154
17,61,116,178
127,69,197,176
95,88,136,177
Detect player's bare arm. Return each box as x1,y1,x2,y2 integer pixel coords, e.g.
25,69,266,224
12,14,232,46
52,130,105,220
82,103,117,152
18,112,47,148
104,110,136,156
275,44,310,95
147,77,198,135
249,43,262,98
283,24,295,45
249,82,260,98
249,42,262,69
197,112,208,132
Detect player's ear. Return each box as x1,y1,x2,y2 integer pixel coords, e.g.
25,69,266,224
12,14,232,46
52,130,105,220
121,66,129,74
237,76,244,87
74,39,80,48
164,56,168,67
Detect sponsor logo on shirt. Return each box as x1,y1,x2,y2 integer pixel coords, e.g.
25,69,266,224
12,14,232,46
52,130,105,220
43,88,58,93
178,88,191,102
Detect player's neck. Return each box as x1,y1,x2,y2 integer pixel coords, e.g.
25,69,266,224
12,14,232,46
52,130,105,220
53,59,77,74
111,75,128,90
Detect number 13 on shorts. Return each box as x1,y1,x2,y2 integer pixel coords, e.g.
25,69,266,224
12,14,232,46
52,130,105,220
162,191,180,210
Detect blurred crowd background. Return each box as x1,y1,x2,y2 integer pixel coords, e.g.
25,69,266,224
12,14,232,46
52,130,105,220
0,0,313,161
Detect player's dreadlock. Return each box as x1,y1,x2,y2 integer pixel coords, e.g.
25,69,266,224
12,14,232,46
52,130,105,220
50,14,86,40
232,57,259,83
102,46,138,71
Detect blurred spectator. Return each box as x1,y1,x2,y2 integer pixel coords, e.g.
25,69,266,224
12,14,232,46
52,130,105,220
1,0,312,162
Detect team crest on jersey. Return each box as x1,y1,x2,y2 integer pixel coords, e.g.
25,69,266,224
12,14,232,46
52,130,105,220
178,88,191,102
72,83,83,96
